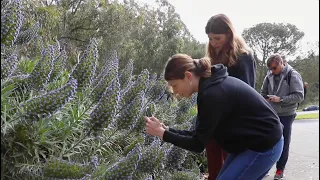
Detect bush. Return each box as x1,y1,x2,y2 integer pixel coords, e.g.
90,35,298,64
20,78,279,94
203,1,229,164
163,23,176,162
1,0,202,179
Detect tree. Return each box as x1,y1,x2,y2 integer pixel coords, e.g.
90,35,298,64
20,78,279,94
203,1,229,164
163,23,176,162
242,22,305,89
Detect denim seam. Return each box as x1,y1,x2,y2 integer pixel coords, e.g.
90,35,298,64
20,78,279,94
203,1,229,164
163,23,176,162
237,153,260,180
268,145,276,163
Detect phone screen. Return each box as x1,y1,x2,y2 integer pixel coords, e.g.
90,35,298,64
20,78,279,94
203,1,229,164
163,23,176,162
145,107,152,117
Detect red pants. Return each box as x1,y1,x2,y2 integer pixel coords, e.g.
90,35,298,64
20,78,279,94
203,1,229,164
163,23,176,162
206,138,228,180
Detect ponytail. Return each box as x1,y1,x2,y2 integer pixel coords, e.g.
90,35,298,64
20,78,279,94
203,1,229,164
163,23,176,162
193,57,211,78
165,54,212,81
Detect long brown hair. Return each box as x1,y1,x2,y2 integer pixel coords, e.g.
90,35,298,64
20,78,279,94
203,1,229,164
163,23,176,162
205,14,249,67
164,54,211,81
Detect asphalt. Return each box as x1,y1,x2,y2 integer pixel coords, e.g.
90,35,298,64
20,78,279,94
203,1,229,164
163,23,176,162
263,119,319,180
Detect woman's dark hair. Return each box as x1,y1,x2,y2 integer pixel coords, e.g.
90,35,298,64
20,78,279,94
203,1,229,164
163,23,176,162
205,14,249,67
164,54,211,81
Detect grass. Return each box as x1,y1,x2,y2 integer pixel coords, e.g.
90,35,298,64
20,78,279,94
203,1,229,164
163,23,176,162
295,113,319,120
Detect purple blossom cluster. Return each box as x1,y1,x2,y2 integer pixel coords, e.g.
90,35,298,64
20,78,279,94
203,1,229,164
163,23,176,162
136,138,162,173
6,74,29,87
93,50,118,84
116,92,144,131
104,143,142,179
28,47,56,90
80,174,92,180
91,59,118,101
175,98,195,124
15,22,40,45
164,145,188,172
188,116,197,131
70,38,98,91
1,0,23,47
90,156,99,169
1,54,18,79
89,77,120,134
146,78,167,103
119,59,133,88
119,69,149,109
132,102,156,133
143,134,156,146
20,78,77,121
92,57,118,87
50,49,67,81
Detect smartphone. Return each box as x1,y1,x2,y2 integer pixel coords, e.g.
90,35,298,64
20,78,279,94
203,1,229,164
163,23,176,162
263,95,270,99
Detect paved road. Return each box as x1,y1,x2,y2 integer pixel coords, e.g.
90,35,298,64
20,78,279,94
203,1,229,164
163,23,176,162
264,119,319,180
296,110,319,115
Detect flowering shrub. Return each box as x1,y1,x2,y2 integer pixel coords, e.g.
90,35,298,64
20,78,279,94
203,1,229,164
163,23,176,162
1,0,201,179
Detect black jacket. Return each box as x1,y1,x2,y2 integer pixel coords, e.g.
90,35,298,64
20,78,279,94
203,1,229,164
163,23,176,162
163,64,283,154
227,52,256,88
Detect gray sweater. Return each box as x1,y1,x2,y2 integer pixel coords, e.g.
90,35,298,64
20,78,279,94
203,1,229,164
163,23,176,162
260,64,304,116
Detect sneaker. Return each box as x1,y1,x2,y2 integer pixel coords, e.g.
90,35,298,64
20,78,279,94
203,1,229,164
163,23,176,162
274,169,284,180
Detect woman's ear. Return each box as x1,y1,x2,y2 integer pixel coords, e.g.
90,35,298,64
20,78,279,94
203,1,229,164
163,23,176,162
184,71,193,80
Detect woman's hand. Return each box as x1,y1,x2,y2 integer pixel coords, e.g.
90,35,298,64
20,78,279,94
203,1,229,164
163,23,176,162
160,123,169,130
144,116,166,139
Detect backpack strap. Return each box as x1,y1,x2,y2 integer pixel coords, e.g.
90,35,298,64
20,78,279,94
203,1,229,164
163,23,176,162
266,69,293,86
286,69,293,86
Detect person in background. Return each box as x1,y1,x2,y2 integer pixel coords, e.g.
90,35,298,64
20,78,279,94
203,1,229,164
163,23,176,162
260,54,304,180
204,13,256,179
145,54,283,180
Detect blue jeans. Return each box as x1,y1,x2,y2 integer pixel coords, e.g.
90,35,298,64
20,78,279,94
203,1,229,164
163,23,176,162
217,136,284,180
276,114,296,171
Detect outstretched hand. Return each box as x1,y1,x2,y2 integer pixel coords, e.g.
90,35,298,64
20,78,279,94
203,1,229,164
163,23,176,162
144,116,166,139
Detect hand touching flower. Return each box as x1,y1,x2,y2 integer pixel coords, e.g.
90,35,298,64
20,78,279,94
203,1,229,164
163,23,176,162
160,123,169,130
144,116,166,139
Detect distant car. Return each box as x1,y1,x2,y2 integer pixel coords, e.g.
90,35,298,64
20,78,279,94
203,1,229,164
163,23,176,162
303,105,319,111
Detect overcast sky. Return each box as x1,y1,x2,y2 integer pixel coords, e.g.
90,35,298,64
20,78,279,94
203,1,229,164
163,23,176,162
137,0,319,55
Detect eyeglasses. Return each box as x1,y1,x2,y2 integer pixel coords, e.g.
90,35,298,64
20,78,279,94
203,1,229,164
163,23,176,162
268,64,279,71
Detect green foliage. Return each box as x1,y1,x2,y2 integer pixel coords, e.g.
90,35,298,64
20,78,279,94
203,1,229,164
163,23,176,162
21,0,206,75
43,158,94,179
291,53,319,105
1,2,203,178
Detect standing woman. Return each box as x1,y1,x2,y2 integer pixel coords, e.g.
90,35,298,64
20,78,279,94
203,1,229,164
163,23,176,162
204,14,256,180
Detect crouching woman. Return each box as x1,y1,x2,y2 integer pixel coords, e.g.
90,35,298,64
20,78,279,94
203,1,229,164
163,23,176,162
145,54,283,180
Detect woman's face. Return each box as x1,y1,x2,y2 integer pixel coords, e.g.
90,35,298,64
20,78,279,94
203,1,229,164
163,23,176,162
167,72,195,98
208,33,229,53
